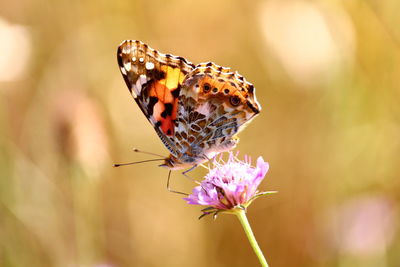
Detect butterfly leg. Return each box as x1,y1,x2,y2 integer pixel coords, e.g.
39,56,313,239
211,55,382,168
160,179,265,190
166,170,189,196
181,165,202,184
181,167,212,197
182,165,198,175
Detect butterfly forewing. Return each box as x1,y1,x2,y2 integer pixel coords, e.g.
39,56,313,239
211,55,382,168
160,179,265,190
117,40,195,156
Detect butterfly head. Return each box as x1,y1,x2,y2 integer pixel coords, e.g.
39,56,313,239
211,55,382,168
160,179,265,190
159,155,187,170
159,153,209,170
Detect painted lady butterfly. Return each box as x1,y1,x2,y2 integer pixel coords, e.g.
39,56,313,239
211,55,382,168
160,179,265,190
117,40,261,170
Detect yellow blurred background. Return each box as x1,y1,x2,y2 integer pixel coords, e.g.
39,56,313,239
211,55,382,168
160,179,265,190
1,0,399,266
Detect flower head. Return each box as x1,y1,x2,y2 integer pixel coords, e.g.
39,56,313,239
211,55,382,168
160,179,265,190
185,152,273,218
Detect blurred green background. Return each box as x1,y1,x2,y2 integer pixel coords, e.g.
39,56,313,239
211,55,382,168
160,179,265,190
1,0,399,266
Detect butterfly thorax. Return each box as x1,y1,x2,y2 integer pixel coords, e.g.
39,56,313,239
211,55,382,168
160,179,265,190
160,154,203,170
160,135,239,170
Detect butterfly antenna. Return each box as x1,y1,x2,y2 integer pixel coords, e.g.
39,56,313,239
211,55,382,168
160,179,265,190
133,148,165,158
113,158,164,167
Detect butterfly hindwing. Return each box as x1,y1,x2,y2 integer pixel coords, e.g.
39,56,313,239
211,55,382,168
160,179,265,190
172,62,261,161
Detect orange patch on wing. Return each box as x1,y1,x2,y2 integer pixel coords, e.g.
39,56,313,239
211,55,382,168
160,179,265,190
149,81,175,101
198,76,226,92
160,117,174,135
153,101,164,121
147,66,184,136
149,79,180,136
197,76,244,103
171,98,178,120
153,101,174,136
159,66,185,90
156,82,175,103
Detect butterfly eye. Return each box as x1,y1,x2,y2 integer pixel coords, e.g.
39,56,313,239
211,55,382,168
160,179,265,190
203,83,211,93
230,95,241,106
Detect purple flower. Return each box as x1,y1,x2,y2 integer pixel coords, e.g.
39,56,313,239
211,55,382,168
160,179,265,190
185,152,272,217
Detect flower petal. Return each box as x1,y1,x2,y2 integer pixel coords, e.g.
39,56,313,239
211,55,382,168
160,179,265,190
185,152,270,211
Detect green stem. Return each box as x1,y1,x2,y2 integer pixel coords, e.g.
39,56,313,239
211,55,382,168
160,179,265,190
236,209,269,267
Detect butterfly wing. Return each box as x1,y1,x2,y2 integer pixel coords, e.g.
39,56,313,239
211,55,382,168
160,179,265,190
117,40,195,156
173,62,261,162
117,41,261,170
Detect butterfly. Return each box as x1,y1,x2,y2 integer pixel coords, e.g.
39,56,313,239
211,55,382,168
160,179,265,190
117,40,261,171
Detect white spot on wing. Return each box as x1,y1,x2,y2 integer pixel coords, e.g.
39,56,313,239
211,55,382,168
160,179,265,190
145,62,155,70
177,124,186,133
139,57,144,63
122,46,130,53
124,61,131,71
133,74,149,95
139,74,148,85
195,102,211,115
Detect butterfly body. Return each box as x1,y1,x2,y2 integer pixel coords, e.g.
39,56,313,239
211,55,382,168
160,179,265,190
117,40,261,170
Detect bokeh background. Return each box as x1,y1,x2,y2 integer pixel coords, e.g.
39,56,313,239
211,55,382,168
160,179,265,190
1,0,399,266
